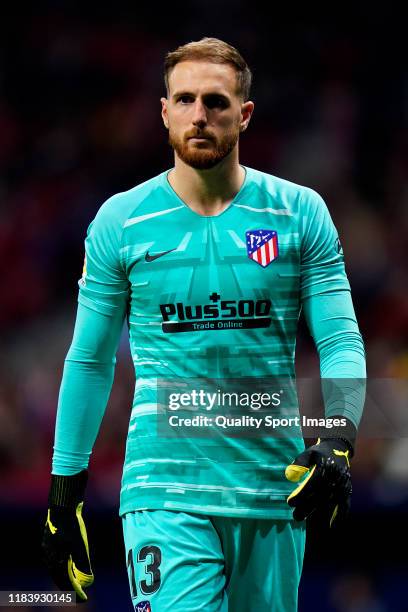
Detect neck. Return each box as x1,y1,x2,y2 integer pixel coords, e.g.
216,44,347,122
168,149,245,216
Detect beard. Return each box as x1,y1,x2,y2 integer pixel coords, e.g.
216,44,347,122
168,124,240,170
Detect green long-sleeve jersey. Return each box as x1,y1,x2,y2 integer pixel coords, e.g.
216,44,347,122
53,166,366,518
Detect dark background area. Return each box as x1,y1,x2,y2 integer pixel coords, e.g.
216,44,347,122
0,2,407,610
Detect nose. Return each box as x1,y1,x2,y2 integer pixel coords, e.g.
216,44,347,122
192,99,207,127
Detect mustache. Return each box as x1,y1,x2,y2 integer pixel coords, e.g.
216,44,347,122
185,130,214,140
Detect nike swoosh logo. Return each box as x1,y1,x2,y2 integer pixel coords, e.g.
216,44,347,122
145,248,177,262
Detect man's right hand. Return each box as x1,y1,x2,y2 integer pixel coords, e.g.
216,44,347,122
41,471,94,602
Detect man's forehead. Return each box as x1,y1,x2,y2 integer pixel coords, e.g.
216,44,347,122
168,60,238,95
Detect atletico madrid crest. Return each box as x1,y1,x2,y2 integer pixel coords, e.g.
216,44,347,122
246,229,279,267
135,602,151,612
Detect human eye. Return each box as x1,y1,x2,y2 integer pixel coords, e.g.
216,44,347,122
177,95,194,104
205,95,228,109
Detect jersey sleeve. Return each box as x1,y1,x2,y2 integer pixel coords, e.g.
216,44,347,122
78,195,130,316
302,290,366,429
52,197,130,475
299,188,350,300
52,302,125,474
299,189,366,429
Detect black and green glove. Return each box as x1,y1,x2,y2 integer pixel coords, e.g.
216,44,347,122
285,437,353,527
41,470,94,602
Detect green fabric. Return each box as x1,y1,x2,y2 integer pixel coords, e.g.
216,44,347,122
122,510,306,612
52,166,366,519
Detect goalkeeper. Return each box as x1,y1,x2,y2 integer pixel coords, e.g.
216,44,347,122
42,37,366,611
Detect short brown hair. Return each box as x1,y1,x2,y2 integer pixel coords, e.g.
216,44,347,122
164,37,252,101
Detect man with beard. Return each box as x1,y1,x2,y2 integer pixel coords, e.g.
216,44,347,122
42,38,366,611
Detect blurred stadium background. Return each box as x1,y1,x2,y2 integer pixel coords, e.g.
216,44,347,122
0,2,407,610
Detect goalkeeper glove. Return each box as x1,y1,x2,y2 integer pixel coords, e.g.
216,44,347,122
41,470,94,602
285,437,353,527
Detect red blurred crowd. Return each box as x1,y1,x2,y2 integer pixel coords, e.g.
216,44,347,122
0,7,407,513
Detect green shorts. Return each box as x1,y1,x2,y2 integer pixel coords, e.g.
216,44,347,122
122,510,306,612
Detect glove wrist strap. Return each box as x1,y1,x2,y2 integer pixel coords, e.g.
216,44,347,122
321,416,356,457
48,470,88,508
